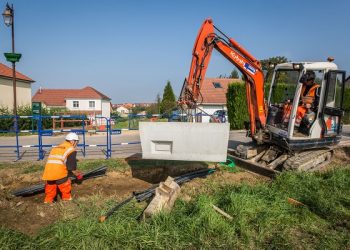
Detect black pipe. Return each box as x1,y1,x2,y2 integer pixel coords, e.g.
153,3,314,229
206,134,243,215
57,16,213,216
99,168,215,222
99,195,134,222
12,166,107,196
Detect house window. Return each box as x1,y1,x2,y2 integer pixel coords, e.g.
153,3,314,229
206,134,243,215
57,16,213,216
89,101,95,108
213,82,222,88
73,101,79,108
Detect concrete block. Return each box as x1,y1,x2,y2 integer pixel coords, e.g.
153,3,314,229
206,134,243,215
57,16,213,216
140,122,230,162
143,176,181,218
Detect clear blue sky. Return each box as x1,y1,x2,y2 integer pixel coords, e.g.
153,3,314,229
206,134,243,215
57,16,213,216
1,0,349,103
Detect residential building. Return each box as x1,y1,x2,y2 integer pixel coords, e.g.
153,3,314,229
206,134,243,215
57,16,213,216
112,103,154,117
32,86,111,125
179,78,241,122
0,63,35,110
133,103,153,108
116,105,130,117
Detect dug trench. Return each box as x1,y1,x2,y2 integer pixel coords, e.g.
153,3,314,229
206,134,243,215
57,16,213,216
1,146,350,236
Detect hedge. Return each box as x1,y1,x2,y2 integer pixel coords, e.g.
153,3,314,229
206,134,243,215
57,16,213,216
0,105,85,131
226,82,350,130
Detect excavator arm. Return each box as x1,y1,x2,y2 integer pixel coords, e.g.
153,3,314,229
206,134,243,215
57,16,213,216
181,18,266,137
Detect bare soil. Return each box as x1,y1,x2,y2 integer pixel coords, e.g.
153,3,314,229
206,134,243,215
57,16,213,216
0,169,151,236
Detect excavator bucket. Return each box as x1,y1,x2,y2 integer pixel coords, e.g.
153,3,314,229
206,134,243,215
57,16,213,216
140,122,230,162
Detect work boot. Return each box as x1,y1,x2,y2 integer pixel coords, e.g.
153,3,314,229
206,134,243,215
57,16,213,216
44,200,55,205
62,197,73,202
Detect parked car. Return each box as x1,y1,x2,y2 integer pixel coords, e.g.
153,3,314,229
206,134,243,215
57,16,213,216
168,110,187,122
210,110,228,123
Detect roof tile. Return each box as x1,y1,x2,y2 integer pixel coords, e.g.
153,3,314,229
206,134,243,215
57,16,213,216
32,86,111,106
0,63,34,82
199,78,241,104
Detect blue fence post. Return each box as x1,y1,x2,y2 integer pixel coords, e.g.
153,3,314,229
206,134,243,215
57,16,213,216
37,115,45,160
128,114,131,130
108,118,112,158
82,115,86,157
14,116,20,161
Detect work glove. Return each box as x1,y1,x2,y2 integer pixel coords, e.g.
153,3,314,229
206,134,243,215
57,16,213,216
75,173,83,181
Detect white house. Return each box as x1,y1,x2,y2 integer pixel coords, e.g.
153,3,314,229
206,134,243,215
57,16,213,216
116,106,130,117
0,63,35,110
32,86,111,125
179,78,241,122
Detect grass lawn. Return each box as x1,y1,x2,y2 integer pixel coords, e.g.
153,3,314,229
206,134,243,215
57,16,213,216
0,159,349,249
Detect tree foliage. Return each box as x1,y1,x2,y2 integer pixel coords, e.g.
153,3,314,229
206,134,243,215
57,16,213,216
226,82,249,129
160,81,176,115
229,69,240,79
260,56,288,83
0,105,73,131
146,94,161,115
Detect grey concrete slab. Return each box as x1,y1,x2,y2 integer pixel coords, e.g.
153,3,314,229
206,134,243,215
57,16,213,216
140,122,230,162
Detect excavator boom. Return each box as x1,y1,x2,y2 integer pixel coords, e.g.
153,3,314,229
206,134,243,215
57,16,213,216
182,18,266,137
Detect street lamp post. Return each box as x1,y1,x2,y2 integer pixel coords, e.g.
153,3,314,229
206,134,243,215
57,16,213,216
2,3,21,118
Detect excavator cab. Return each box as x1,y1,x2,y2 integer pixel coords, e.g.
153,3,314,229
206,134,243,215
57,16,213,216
266,62,346,151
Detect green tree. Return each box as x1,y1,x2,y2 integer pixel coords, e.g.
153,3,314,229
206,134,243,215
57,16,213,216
230,69,239,79
160,81,176,116
131,106,145,115
156,93,161,114
146,94,162,115
260,56,288,83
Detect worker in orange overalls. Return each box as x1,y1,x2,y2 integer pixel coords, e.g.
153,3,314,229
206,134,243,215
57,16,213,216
295,71,320,127
42,132,83,203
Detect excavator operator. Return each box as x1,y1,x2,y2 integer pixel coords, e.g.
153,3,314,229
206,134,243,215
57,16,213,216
295,70,320,128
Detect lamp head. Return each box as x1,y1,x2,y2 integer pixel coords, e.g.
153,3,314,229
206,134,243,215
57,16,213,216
2,4,13,27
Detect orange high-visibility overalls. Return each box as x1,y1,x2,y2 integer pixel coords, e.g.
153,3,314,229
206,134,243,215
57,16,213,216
295,84,320,127
42,141,76,203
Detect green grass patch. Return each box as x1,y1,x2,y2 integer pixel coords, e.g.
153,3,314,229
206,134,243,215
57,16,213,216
77,158,129,172
21,163,44,174
1,167,350,249
0,159,129,174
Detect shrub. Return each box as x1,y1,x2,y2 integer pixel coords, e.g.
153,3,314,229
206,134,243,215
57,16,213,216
0,105,85,131
226,82,249,129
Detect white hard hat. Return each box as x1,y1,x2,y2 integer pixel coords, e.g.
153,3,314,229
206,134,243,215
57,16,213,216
65,132,79,141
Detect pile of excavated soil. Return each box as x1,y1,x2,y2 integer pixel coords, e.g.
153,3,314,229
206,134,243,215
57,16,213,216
333,145,350,162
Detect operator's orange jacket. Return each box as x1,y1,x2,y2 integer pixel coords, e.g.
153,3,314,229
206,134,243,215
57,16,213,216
42,141,76,181
301,84,320,104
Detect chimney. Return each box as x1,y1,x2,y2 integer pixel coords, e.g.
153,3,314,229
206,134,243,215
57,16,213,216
39,87,42,93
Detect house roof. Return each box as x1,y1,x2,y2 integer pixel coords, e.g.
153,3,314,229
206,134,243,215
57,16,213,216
184,78,241,104
32,86,111,106
0,63,34,82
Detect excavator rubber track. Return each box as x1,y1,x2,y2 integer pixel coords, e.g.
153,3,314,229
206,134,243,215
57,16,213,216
283,148,333,171
227,147,335,178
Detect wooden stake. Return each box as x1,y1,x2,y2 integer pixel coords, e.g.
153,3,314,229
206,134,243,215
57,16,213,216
211,204,233,221
287,198,305,206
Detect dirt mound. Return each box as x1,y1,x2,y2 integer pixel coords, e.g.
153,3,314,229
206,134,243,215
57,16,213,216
179,169,267,200
333,146,350,162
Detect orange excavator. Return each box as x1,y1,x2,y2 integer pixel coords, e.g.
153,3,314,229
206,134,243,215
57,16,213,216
179,18,347,173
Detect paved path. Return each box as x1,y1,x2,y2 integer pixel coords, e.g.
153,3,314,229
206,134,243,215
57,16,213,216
1,126,349,162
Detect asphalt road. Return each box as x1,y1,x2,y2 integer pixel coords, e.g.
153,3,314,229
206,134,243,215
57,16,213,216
1,126,350,162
